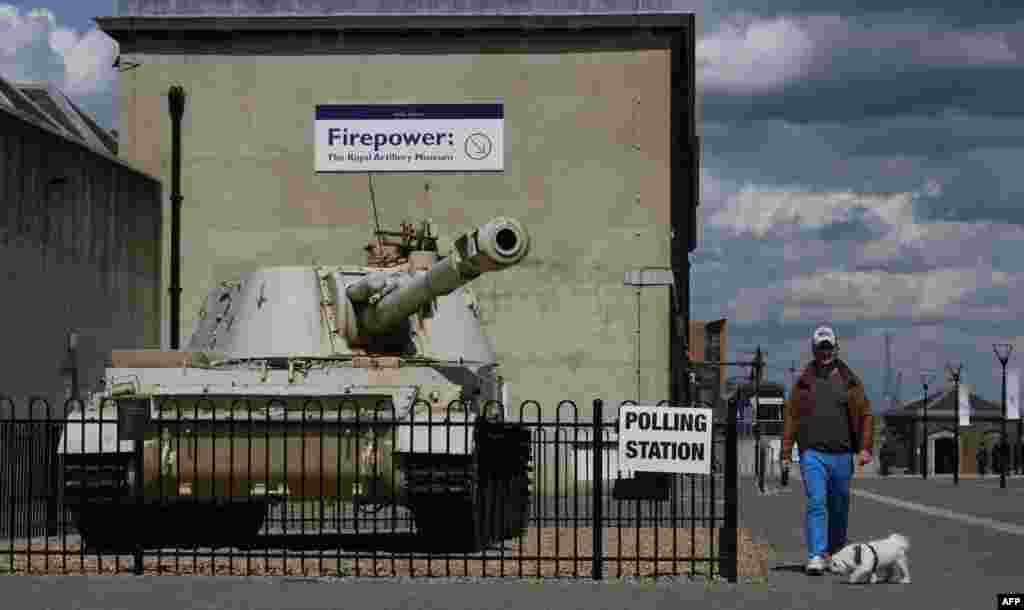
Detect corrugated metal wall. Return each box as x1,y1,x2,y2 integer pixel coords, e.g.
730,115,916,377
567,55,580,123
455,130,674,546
0,109,163,416
0,108,162,540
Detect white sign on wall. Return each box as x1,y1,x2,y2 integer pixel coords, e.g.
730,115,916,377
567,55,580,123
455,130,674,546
618,405,713,475
959,383,971,426
1008,369,1020,421
314,103,504,172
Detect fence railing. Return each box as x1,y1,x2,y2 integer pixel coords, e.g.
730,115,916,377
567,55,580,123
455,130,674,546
0,391,749,581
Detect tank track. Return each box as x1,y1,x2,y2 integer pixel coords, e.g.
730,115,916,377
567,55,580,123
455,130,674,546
62,454,271,553
404,421,532,551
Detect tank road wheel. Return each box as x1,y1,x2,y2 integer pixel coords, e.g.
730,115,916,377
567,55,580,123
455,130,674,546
64,454,269,552
63,453,138,553
499,427,532,538
404,422,532,552
73,498,270,552
479,423,532,540
405,455,492,552
73,499,270,552
146,499,271,550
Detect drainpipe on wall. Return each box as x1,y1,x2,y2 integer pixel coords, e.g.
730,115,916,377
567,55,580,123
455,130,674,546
168,85,186,350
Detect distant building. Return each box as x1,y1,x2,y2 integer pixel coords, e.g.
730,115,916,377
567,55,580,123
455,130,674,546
689,319,729,408
881,388,1021,476
726,380,786,476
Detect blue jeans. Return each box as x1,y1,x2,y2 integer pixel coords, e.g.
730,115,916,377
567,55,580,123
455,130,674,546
799,449,854,560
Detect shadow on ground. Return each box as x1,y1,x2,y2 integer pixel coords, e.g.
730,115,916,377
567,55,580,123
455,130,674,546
771,563,808,574
77,532,506,556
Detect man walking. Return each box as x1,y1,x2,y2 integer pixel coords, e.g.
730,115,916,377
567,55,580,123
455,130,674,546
781,325,873,575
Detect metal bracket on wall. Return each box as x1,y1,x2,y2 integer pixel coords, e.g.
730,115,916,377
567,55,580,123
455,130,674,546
630,96,642,152
112,56,140,72
623,268,675,403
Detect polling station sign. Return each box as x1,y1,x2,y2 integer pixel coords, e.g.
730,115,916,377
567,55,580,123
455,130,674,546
314,103,503,172
619,405,713,475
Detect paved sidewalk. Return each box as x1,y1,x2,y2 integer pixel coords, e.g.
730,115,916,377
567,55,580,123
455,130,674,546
785,471,1024,526
737,474,1022,609
0,575,986,610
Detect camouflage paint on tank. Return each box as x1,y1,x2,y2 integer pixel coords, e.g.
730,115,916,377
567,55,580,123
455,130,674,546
132,393,477,502
139,426,400,502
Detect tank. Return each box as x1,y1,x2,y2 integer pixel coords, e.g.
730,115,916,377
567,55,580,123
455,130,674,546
58,216,533,552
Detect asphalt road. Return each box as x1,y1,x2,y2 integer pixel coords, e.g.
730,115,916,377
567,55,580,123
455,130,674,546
844,474,1024,526
736,473,1023,608
2,475,1021,609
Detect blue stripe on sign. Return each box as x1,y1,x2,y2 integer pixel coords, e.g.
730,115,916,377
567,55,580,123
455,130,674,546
316,104,503,120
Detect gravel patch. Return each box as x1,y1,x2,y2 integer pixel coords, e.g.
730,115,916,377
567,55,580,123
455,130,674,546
1,527,770,581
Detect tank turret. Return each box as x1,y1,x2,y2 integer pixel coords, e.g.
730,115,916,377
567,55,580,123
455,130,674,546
174,217,528,362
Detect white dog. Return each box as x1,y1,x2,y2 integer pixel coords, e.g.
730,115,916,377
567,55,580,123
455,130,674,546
828,533,911,584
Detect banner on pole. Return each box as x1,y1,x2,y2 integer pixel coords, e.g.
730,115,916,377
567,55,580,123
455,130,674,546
958,383,971,426
1008,369,1020,421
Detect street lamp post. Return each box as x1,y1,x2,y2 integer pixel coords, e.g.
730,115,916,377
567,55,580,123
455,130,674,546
1019,381,1023,477
994,344,1013,489
920,372,932,480
946,363,963,486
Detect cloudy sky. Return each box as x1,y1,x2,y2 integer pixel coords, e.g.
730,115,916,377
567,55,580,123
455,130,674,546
3,1,1023,415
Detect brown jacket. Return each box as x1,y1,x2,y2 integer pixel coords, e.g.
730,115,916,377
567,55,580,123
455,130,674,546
781,358,873,461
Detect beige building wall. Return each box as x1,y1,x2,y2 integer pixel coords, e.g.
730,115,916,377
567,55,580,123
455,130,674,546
115,43,679,416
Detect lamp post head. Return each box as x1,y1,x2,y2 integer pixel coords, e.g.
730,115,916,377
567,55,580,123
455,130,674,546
994,343,1013,366
168,85,186,119
920,370,934,388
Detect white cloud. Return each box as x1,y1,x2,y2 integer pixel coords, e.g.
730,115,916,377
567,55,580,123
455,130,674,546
857,219,1019,271
0,4,117,96
59,28,117,95
757,266,1014,324
699,166,728,212
812,22,1024,77
705,175,1014,272
708,183,914,239
721,245,1022,325
887,28,1020,66
697,15,823,93
697,18,1022,98
835,23,1021,66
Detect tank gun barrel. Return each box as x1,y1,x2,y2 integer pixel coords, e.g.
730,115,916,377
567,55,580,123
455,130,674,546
347,217,530,334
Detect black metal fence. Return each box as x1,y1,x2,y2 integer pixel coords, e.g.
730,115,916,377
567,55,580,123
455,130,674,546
0,392,747,581
0,399,65,542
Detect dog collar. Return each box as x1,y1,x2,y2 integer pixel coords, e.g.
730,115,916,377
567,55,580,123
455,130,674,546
865,543,879,574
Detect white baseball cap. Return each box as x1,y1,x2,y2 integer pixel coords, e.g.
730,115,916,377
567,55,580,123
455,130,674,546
812,326,837,348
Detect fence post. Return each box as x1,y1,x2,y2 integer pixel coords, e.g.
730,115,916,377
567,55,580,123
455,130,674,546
133,411,145,575
46,402,61,537
591,398,604,581
721,355,745,582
